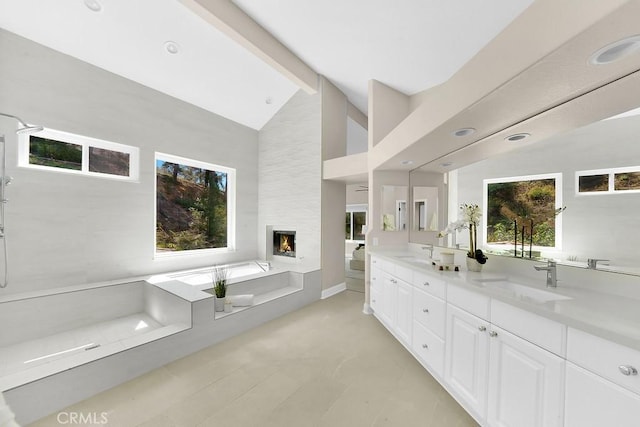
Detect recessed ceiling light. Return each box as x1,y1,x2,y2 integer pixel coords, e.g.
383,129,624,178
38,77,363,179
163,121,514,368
589,35,640,65
164,41,180,55
84,0,102,12
440,162,453,167
453,128,475,137
401,160,413,166
505,133,530,142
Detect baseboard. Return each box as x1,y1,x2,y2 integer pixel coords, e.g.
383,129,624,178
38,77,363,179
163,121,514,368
362,302,372,315
321,282,346,299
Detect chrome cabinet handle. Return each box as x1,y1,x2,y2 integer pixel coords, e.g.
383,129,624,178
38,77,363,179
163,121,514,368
422,344,428,349
422,308,429,313
423,281,430,286
478,326,486,332
372,299,376,303
619,365,638,376
489,331,498,337
391,279,397,284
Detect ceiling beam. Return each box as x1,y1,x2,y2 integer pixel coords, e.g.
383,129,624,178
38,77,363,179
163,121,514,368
180,0,318,94
347,101,368,130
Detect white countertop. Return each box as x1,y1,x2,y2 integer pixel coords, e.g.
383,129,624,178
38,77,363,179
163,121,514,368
369,247,640,352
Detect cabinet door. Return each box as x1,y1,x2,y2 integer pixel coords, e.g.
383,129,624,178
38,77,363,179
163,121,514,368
378,273,396,327
445,303,490,421
394,279,412,345
487,326,565,427
565,362,640,427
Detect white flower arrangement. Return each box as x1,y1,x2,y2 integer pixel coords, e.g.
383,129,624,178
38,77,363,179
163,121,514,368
439,203,487,263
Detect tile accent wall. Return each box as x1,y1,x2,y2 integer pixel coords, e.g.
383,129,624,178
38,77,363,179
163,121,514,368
257,90,322,267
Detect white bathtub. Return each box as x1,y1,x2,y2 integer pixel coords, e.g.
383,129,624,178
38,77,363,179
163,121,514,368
0,281,191,391
163,260,270,286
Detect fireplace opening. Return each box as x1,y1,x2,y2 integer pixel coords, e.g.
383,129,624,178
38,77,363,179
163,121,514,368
273,230,296,258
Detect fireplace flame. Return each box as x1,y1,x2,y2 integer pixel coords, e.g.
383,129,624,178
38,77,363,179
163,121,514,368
280,235,292,252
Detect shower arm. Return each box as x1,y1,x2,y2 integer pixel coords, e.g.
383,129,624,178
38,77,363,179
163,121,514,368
0,112,43,134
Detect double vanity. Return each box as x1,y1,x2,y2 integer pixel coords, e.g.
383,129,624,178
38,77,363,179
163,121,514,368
369,248,640,427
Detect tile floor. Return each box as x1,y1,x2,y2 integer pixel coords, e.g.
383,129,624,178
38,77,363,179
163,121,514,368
29,291,477,427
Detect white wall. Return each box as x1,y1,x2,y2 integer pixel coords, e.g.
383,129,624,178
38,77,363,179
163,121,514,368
456,114,640,267
257,90,322,268
320,78,347,290
0,30,259,295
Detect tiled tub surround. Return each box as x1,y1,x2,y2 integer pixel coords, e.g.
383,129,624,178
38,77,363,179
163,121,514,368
3,262,321,425
369,247,640,427
0,281,191,392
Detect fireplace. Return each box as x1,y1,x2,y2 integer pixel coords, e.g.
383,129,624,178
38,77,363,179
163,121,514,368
273,230,296,258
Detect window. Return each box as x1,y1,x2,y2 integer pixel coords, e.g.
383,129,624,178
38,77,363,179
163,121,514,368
483,173,562,251
155,152,235,255
346,205,367,241
19,128,139,181
577,166,640,194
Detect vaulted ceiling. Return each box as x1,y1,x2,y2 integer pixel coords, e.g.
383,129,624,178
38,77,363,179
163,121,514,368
0,0,534,130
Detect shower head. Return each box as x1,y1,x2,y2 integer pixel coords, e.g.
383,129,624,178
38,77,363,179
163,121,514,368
0,112,43,135
15,124,44,135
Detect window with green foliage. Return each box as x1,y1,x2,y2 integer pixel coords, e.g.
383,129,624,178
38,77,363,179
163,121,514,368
19,128,138,181
155,153,235,254
577,167,640,194
484,173,562,250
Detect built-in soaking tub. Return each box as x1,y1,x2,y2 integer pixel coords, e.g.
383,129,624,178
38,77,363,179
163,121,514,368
0,281,191,391
148,260,304,319
3,261,319,425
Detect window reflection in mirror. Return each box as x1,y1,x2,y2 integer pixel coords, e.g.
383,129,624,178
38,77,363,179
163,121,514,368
484,174,562,256
412,186,439,231
381,185,408,231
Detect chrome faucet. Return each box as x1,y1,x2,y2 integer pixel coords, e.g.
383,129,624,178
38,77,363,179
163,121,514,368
421,244,434,258
587,258,609,269
534,260,557,288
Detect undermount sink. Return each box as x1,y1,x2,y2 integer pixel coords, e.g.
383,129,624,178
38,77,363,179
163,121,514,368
473,278,572,303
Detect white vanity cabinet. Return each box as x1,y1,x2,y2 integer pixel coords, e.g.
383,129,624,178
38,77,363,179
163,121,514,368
370,256,412,346
564,328,640,427
445,303,491,420
445,283,566,427
394,277,413,345
487,325,565,427
411,270,447,376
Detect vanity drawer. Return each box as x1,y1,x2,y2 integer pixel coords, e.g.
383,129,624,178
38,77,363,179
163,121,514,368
412,320,445,377
567,328,640,394
413,271,446,299
491,299,566,356
413,289,446,338
447,283,490,320
395,264,413,284
371,256,394,274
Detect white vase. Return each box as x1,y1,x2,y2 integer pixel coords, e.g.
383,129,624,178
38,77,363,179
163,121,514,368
214,296,225,312
466,257,484,272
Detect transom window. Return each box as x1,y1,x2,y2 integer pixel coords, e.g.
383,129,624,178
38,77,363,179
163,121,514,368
155,152,235,255
18,128,139,181
576,166,640,194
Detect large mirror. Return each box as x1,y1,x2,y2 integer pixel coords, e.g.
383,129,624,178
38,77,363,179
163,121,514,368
410,107,640,276
381,185,408,231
